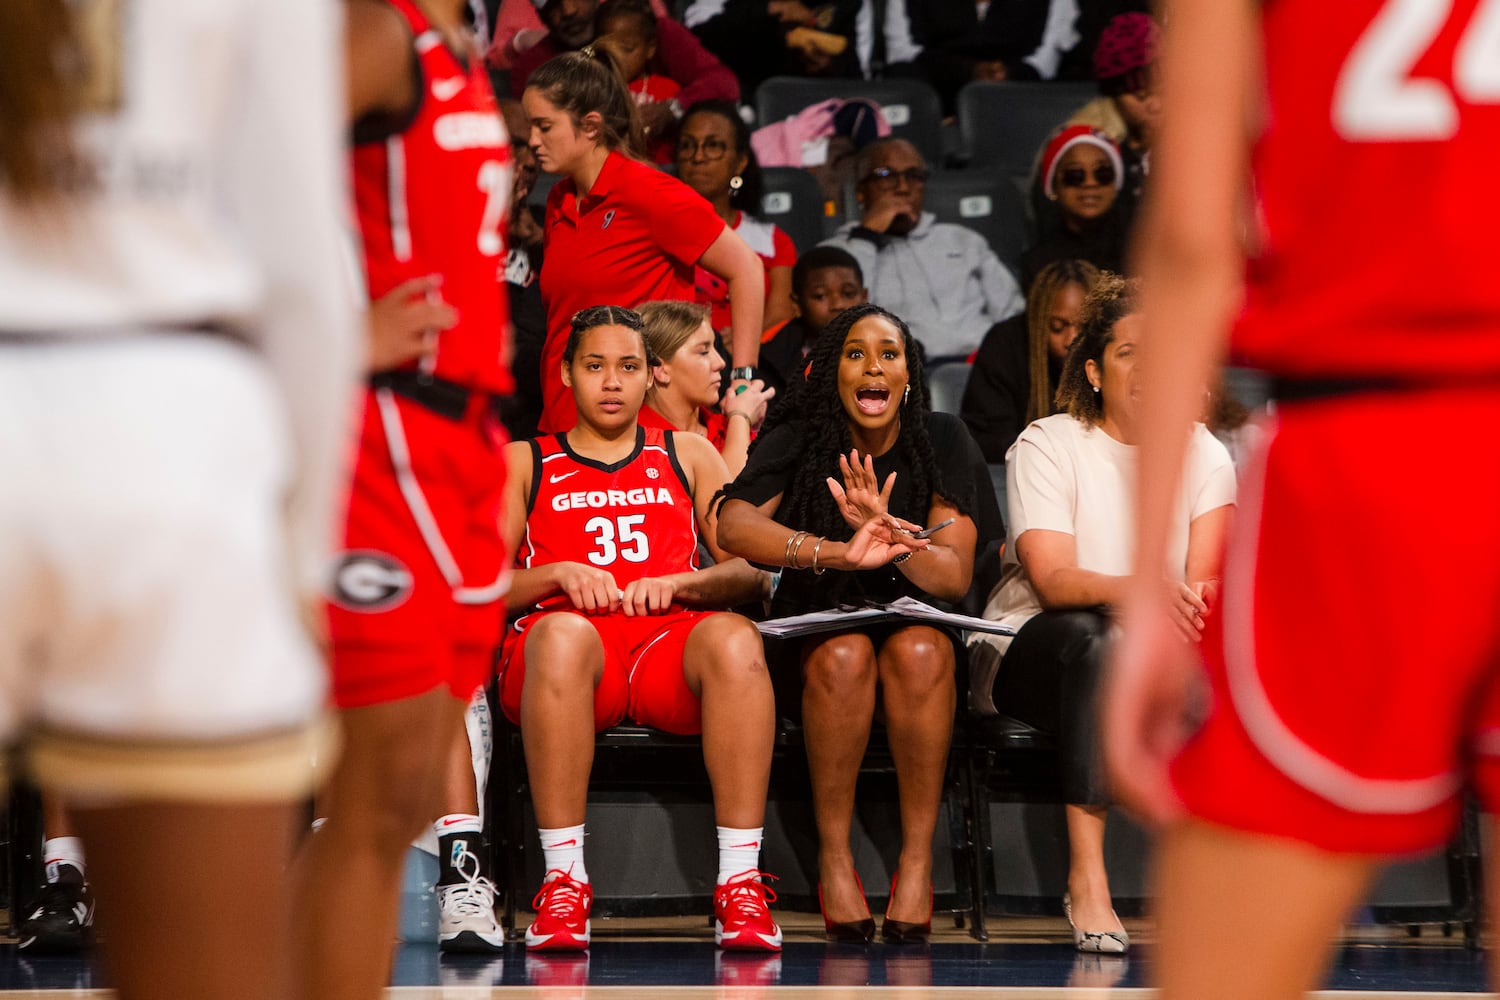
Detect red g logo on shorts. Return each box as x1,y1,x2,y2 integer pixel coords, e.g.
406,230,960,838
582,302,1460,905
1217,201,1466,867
330,551,414,612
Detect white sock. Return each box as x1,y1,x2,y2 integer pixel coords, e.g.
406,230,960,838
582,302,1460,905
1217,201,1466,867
539,824,588,883
434,813,482,837
717,826,763,885
43,836,85,883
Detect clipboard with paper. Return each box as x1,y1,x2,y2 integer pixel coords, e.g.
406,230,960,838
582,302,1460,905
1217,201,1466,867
754,596,1017,639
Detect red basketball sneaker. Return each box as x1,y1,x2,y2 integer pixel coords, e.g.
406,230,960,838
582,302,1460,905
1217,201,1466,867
713,871,782,952
525,870,593,952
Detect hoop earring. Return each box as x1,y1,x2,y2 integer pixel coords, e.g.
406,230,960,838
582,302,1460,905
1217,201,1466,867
729,175,744,191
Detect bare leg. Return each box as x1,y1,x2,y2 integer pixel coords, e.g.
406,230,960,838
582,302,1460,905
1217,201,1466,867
683,614,773,830
42,792,74,839
291,685,465,1000
1064,803,1124,935
441,698,481,817
876,626,954,924
519,613,604,829
1154,819,1376,1000
72,800,299,1000
801,632,878,924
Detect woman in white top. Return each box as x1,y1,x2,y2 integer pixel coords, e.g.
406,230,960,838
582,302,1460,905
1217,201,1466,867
968,274,1235,954
0,3,356,998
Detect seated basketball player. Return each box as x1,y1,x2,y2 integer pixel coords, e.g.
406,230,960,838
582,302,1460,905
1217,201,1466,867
498,305,781,953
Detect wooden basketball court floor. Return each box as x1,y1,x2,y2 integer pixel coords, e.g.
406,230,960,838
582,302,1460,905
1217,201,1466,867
0,912,1489,998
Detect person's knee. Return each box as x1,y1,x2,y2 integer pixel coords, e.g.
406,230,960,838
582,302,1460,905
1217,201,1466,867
689,615,769,690
880,630,956,696
1054,611,1109,677
803,635,876,698
523,614,603,689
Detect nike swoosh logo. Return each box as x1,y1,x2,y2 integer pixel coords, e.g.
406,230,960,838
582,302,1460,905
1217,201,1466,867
545,838,578,848
549,471,579,484
729,842,760,849
441,817,472,827
431,77,466,102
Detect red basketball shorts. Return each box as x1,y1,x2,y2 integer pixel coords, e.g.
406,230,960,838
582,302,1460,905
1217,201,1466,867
1172,385,1500,855
498,607,718,734
328,387,508,709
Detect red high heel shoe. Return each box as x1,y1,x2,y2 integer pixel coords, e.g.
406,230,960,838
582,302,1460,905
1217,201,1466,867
818,872,876,944
881,870,932,945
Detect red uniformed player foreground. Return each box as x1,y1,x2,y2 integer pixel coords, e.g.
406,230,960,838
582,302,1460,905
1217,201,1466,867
498,305,781,952
1109,0,1500,997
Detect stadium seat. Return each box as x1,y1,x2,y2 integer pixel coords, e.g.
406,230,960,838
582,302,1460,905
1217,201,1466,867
922,169,1030,273
753,76,946,167
759,166,833,253
927,359,973,416
955,81,1099,177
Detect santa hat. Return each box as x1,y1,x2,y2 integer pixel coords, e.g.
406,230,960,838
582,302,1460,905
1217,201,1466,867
1040,125,1125,199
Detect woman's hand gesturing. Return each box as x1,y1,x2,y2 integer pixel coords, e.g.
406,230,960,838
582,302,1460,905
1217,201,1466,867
826,449,898,530
841,514,929,569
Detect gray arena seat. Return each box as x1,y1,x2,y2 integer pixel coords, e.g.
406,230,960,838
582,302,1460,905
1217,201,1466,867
922,169,1030,273
956,81,1099,176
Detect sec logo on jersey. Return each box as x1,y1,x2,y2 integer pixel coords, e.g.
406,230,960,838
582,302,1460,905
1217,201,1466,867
330,551,415,612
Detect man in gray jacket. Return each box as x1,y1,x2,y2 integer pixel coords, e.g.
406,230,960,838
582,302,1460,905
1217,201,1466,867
821,138,1023,359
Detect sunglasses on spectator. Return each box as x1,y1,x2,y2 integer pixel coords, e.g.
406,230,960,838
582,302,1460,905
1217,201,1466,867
1058,165,1117,188
676,137,731,160
863,166,929,188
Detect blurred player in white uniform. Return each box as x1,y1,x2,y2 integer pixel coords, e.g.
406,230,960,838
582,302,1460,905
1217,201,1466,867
0,2,357,999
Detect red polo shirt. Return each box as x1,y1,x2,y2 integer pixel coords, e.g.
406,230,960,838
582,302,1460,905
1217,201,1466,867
538,150,725,431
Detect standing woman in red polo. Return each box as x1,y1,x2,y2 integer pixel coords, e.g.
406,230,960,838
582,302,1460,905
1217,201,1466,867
523,49,764,433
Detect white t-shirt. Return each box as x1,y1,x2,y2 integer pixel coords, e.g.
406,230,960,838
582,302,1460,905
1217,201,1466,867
971,413,1237,656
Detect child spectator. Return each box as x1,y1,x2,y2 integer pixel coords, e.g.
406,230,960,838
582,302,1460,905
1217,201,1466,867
758,246,867,398
1022,128,1127,291
596,0,682,163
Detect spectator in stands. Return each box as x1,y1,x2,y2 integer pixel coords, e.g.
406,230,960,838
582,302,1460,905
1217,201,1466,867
595,0,682,163
640,299,775,478
900,0,1077,115
1021,127,1126,290
759,246,867,398
676,100,798,337
967,275,1235,955
512,0,741,154
685,1,863,96
717,303,982,945
961,259,1099,466
821,138,1023,361
1040,12,1158,233
489,0,672,70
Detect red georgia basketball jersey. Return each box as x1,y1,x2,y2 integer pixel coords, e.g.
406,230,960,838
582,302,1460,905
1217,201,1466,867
352,0,513,395
1233,0,1500,380
517,427,701,609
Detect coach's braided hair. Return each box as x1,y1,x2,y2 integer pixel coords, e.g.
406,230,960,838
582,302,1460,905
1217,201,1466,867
563,304,657,367
738,303,964,601
0,0,82,203
526,49,645,160
1055,271,1136,423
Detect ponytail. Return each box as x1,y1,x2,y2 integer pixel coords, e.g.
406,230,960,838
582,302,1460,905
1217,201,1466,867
526,49,644,159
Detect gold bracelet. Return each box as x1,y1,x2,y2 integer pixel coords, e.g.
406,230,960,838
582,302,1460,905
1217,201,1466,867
725,410,753,424
792,531,811,569
811,535,827,575
784,530,808,569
